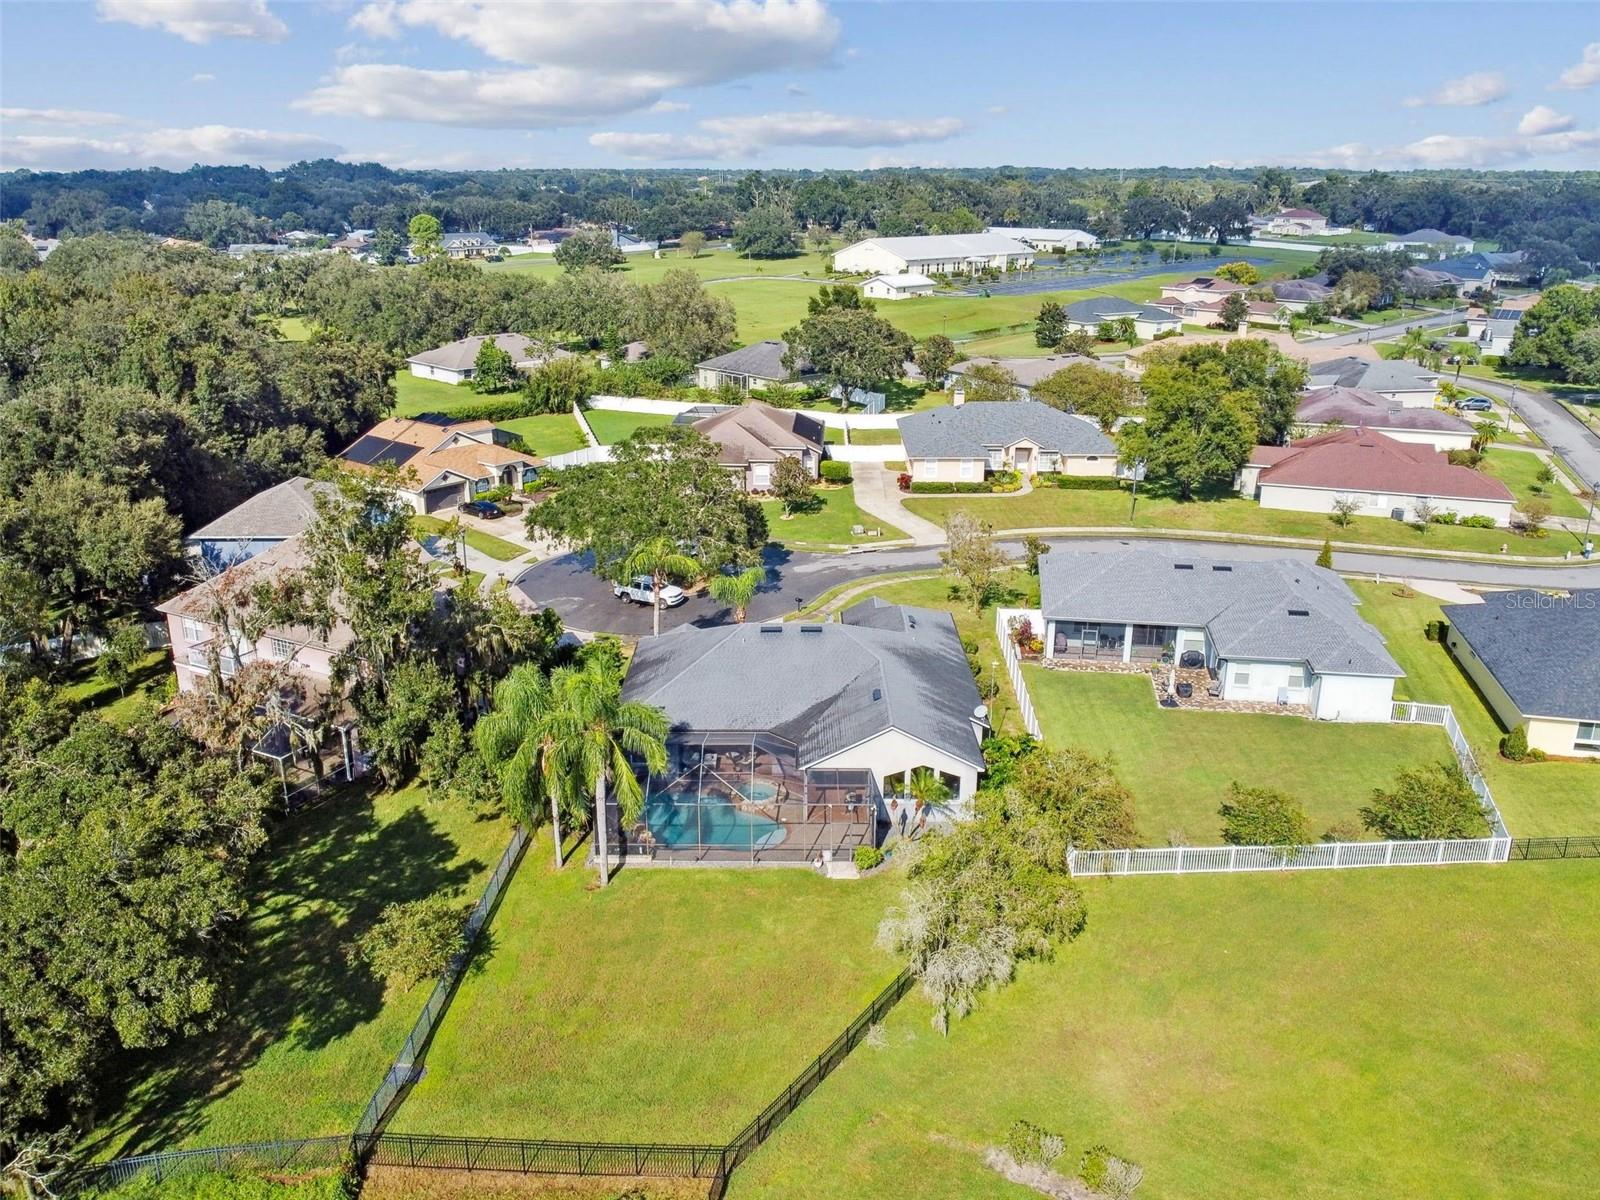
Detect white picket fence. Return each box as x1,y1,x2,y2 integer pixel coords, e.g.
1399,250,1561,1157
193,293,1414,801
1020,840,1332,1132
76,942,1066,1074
995,610,1514,876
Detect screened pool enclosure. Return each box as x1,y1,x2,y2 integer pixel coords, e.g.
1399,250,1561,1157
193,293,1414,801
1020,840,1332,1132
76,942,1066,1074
617,732,883,863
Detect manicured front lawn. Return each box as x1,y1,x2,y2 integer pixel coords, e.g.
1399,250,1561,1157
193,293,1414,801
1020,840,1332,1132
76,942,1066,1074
1481,448,1589,520
583,408,675,445
732,863,1600,1200
847,427,906,446
1348,581,1600,836
84,787,511,1157
388,837,898,1142
904,485,1582,557
760,487,906,549
413,514,527,562
496,412,588,458
1023,667,1440,845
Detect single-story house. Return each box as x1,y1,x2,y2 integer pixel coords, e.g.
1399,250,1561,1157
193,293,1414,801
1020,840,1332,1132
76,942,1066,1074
599,340,652,368
984,226,1099,251
185,476,334,569
1385,229,1475,255
330,232,373,254
1038,547,1403,721
406,333,572,385
1306,356,1441,407
862,272,938,301
1062,296,1182,340
1258,208,1329,236
1293,387,1476,453
1442,589,1600,760
695,341,814,392
440,231,496,259
1237,427,1515,525
687,401,826,492
1148,295,1289,328
1158,276,1249,305
1428,254,1500,296
1465,307,1522,357
1400,265,1458,296
617,599,988,858
945,354,1112,401
226,242,292,258
339,415,541,513
1270,278,1334,310
900,398,1116,484
832,234,1034,277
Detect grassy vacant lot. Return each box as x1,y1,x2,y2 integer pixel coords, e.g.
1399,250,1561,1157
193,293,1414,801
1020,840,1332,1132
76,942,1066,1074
85,787,510,1157
1481,448,1589,519
388,835,899,1142
391,371,480,418
1023,667,1439,845
496,412,588,458
732,862,1600,1200
583,408,674,444
760,487,906,550
1349,581,1600,836
413,514,527,562
904,484,1582,558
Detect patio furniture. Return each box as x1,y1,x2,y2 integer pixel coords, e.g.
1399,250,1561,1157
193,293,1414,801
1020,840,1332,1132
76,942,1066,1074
1179,650,1205,669
1175,681,1193,699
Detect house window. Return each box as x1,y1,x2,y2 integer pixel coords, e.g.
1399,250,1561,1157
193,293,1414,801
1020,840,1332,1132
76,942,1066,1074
987,450,1004,470
1234,667,1252,687
1576,722,1600,750
918,459,936,479
1287,666,1308,689
959,460,975,479
269,637,295,661
181,618,206,645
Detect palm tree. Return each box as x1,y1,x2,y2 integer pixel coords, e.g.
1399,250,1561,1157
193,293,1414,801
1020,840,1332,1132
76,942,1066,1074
1396,327,1429,364
622,537,701,637
706,565,767,623
475,665,570,867
906,766,954,834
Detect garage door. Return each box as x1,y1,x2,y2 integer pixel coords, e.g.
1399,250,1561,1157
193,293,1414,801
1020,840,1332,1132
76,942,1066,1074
422,484,462,513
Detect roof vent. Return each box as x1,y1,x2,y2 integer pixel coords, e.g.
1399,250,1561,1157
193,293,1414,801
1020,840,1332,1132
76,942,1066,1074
759,624,783,634
1174,563,1194,571
1288,608,1310,617
799,623,824,634
871,688,882,702
1211,565,1233,572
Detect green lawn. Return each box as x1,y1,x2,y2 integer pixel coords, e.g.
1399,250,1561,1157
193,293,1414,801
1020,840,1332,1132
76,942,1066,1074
1481,448,1589,520
1348,581,1600,836
760,487,907,549
584,408,675,445
708,277,828,342
391,371,483,418
903,485,1583,558
847,427,905,446
484,245,841,285
84,787,512,1157
388,835,899,1142
413,514,527,561
731,862,1600,1200
274,315,315,342
496,412,588,458
1024,667,1440,845
822,425,845,445
57,650,170,725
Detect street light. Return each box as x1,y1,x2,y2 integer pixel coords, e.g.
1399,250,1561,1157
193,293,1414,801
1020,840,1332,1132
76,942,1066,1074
1124,457,1148,523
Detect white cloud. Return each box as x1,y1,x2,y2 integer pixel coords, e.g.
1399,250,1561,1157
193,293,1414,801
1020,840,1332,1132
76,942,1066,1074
1553,42,1600,90
986,105,1008,115
1,124,342,171
191,73,216,83
1402,70,1509,108
590,110,964,160
785,83,808,96
96,0,287,43
867,153,949,170
1288,125,1599,170
311,0,839,127
647,100,691,114
1517,105,1576,136
0,106,128,126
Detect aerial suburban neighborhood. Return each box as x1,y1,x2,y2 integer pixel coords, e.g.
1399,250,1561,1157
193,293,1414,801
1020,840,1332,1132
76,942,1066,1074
1,3,1598,1200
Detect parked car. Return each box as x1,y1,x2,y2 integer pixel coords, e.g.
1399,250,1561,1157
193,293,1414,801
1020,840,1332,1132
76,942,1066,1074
615,575,686,607
1455,396,1494,412
458,500,504,519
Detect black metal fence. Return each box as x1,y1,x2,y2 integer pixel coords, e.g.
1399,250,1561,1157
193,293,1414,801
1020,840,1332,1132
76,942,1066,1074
69,1135,351,1194
1507,836,1600,860
364,1133,726,1178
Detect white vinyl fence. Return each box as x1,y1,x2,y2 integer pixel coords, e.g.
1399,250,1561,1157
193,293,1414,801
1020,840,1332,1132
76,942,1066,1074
996,611,1514,876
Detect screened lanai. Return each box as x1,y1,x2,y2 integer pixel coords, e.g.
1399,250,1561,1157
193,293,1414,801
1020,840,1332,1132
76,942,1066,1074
617,732,882,863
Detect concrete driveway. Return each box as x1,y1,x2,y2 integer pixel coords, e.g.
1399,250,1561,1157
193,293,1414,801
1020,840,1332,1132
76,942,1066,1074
852,462,945,545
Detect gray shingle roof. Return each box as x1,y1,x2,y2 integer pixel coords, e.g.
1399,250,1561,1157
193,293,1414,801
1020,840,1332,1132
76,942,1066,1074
1271,279,1333,302
1038,547,1402,678
621,601,985,768
1308,356,1440,394
899,400,1115,460
187,477,333,541
406,333,569,372
948,355,1110,389
1296,387,1473,433
1442,589,1600,721
1391,229,1469,245
1063,296,1178,323
696,340,808,381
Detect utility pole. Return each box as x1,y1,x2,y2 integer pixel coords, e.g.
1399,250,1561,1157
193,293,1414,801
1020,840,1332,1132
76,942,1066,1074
1583,480,1596,559
1126,458,1148,523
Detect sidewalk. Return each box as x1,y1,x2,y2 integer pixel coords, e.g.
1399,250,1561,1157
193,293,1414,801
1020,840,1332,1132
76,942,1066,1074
851,462,946,546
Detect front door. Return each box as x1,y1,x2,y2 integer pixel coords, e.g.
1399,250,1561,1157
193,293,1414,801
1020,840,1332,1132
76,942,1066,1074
1079,624,1099,657
1014,446,1033,476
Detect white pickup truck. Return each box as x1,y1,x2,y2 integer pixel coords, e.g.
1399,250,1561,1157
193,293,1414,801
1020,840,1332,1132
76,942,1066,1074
614,575,687,607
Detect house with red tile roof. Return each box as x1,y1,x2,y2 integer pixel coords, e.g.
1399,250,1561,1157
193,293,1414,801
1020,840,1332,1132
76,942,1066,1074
1157,276,1250,305
339,415,541,513
1236,428,1515,526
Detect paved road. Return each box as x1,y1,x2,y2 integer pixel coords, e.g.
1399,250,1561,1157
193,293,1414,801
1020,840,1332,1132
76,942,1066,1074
1456,376,1600,491
512,535,1600,636
1319,308,1465,347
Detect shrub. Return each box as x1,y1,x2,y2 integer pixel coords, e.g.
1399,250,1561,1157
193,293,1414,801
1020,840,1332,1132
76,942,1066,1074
1004,1120,1065,1169
1046,474,1122,490
1501,724,1529,762
1218,782,1311,848
1429,511,1459,525
1447,448,1484,467
1080,1145,1112,1190
1423,619,1448,642
1360,761,1491,839
854,845,885,871
909,480,1000,494
1008,615,1035,651
347,896,469,991
820,459,852,483
1461,514,1496,528
896,472,912,492
989,469,1023,493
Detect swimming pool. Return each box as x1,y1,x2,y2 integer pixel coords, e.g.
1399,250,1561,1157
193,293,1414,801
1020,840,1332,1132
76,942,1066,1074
646,787,787,849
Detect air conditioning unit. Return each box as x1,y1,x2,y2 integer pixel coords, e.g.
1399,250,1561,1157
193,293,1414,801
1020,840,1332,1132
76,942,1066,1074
1390,507,1407,522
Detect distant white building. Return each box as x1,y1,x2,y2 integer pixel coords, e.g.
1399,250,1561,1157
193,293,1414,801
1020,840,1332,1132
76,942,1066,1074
406,334,572,385
833,234,1034,277
984,226,1098,251
1465,308,1522,357
862,272,937,301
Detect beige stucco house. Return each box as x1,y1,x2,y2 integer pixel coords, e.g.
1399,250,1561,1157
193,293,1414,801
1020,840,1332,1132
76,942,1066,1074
899,399,1117,484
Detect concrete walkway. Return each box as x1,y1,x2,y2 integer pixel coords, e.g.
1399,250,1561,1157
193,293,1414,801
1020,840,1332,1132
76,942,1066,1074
852,462,946,546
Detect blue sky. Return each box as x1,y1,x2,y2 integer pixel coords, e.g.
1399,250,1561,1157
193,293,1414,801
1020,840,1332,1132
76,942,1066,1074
2,1,1597,173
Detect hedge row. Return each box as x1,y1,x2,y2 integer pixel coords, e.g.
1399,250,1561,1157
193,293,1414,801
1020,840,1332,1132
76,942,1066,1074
1043,475,1125,491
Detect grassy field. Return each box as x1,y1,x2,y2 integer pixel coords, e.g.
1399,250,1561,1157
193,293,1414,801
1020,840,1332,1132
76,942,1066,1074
731,862,1600,1200
1348,581,1600,836
759,487,906,549
413,514,527,561
496,412,588,458
85,787,512,1157
583,408,675,444
903,484,1583,558
846,427,905,446
709,276,827,342
391,371,482,418
57,650,170,724
484,245,841,284
387,834,900,1142
1481,448,1590,519
275,315,316,342
1024,667,1440,845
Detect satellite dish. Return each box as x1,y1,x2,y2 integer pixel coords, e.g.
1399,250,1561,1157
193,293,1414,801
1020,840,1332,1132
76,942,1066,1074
973,704,990,721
